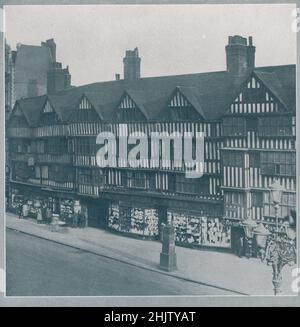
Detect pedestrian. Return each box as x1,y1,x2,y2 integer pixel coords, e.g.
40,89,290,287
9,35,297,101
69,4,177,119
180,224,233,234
238,235,244,258
72,212,78,228
22,202,28,219
37,207,43,224
18,202,23,219
46,207,52,225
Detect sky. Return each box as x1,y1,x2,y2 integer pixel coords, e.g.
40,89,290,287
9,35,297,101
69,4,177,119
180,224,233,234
4,4,297,86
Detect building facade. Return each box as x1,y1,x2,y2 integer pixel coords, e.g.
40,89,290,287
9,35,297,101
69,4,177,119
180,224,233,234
6,35,296,251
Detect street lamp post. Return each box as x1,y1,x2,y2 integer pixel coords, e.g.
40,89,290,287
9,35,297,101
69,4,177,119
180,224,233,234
262,179,297,295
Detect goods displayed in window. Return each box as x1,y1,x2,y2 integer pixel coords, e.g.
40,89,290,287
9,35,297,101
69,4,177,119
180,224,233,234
108,203,159,238
169,211,231,248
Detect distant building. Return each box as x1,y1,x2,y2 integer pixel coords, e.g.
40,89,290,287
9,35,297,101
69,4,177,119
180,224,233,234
7,37,296,252
5,38,72,113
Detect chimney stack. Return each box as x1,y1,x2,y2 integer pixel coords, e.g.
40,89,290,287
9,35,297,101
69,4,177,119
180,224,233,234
123,47,141,81
225,35,255,77
41,38,56,62
47,62,71,94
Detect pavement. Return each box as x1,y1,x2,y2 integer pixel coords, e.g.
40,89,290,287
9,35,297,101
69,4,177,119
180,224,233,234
6,229,236,296
6,212,297,296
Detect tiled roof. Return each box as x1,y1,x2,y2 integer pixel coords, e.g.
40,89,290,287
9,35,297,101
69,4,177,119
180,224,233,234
11,64,296,126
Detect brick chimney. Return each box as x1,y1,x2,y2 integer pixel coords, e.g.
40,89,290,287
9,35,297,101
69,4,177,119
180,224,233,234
123,47,141,81
226,35,255,76
47,62,71,94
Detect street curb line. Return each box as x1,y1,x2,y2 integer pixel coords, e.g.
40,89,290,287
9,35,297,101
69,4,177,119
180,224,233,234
7,226,248,296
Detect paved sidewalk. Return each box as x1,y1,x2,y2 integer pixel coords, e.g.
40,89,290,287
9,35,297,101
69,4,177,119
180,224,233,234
6,212,296,296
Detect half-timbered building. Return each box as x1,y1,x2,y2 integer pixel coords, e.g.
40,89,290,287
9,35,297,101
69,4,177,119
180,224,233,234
6,35,296,251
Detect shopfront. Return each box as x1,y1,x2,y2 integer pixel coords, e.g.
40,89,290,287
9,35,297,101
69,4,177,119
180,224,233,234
168,210,232,249
9,186,80,224
108,201,160,239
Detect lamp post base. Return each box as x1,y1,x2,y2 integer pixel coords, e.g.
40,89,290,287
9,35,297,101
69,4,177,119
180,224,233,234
159,252,177,272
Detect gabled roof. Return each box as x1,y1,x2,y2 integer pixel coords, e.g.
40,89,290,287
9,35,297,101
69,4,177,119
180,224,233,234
8,64,295,126
13,95,48,126
253,68,295,111
175,86,206,119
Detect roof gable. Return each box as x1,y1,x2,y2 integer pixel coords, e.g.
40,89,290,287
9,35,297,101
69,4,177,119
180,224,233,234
11,64,295,125
226,73,287,115
117,91,148,120
78,95,93,110
42,99,55,113
168,87,206,119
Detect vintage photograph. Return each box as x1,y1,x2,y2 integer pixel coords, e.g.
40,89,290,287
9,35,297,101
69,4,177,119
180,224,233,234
3,3,297,297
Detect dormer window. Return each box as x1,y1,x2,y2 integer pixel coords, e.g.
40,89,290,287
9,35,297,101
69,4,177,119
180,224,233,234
117,93,146,121
39,100,58,125
71,95,100,122
168,89,202,121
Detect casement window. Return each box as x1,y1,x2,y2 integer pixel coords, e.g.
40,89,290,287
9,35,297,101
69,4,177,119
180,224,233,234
251,192,263,207
246,117,258,132
9,115,28,128
47,165,73,183
14,162,33,181
46,138,68,154
10,139,30,153
120,171,155,189
170,174,209,195
126,172,155,189
249,152,260,168
35,166,41,179
258,116,293,137
224,192,245,206
242,87,266,103
78,169,106,185
36,140,45,154
222,117,245,137
264,192,296,218
261,151,296,177
41,166,48,179
222,151,244,167
75,137,97,155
